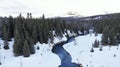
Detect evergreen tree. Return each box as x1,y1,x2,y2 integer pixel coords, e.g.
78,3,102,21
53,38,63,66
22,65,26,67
55,20,63,37
8,16,14,39
13,16,24,56
49,31,54,42
99,46,102,51
93,39,99,48
32,25,38,44
109,28,116,45
3,41,9,49
28,37,35,54
23,40,30,57
90,47,94,52
25,28,35,54
2,22,9,49
13,29,23,56
101,25,109,45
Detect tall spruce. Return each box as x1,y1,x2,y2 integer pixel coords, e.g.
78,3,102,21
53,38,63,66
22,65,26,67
13,29,23,56
32,25,38,44
23,39,30,57
2,22,9,49
101,25,109,45
13,15,24,56
8,16,14,38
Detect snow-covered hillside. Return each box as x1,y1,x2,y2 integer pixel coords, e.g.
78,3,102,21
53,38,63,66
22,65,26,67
64,34,120,67
0,39,61,67
0,34,120,67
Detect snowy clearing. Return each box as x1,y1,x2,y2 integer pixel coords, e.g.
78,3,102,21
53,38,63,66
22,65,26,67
0,34,120,67
64,34,120,67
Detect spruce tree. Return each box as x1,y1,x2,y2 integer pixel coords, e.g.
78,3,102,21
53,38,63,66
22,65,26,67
8,16,14,39
32,25,38,44
2,23,9,49
13,17,24,56
101,25,109,45
93,39,99,48
23,40,30,57
90,47,94,52
49,31,54,42
109,28,116,45
13,29,23,56
29,37,35,54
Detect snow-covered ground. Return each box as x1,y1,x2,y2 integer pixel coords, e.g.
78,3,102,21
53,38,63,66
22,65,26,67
0,33,120,67
64,34,120,67
0,38,61,67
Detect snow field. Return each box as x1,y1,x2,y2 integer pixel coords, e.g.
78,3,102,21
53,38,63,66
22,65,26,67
64,34,120,67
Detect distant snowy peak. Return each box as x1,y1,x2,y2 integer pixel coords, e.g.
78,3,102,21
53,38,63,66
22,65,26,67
55,16,102,21
54,11,103,21
66,11,84,17
55,16,81,21
56,13,120,21
82,16,102,20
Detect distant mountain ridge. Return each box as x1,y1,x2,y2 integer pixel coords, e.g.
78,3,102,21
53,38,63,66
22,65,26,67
55,12,120,21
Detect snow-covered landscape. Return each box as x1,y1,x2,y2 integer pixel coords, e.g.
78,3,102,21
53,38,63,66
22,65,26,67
0,33,120,67
1,0,120,67
64,34,120,67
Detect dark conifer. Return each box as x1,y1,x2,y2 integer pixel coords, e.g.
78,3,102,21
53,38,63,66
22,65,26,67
23,40,30,57
90,47,94,52
93,39,99,48
32,25,38,44
2,22,9,49
101,25,109,45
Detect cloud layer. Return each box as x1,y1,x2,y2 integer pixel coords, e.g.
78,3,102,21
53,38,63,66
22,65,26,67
0,0,120,17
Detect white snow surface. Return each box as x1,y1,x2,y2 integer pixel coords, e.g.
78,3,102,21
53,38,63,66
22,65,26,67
0,34,120,67
0,38,61,67
64,34,120,67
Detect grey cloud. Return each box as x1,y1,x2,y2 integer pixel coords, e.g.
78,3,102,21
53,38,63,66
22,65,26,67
0,0,32,15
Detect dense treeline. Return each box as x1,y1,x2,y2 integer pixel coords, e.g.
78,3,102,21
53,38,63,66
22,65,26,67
93,13,120,46
1,13,120,57
0,14,91,57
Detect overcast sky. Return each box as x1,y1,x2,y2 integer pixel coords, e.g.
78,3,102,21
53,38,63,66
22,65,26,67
0,0,120,17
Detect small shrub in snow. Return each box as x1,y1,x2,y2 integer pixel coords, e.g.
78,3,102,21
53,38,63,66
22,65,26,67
0,62,1,65
93,39,99,48
74,40,77,45
79,63,83,67
90,47,94,52
116,47,119,50
4,45,9,50
3,41,9,50
37,46,40,50
99,46,102,51
113,54,116,57
40,53,43,56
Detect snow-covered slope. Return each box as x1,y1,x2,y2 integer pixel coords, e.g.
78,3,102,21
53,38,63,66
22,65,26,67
0,34,120,67
64,34,120,67
0,39,61,67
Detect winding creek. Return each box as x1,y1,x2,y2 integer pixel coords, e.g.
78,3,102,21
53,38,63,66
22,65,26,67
52,36,80,67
